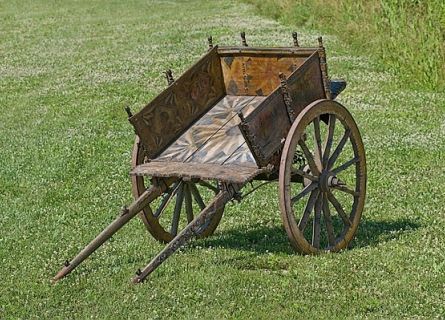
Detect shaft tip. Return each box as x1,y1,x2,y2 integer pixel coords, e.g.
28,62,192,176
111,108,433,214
132,276,142,284
52,265,71,283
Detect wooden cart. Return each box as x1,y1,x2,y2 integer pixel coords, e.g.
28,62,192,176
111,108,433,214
54,33,366,283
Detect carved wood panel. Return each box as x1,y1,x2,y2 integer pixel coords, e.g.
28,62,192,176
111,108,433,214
129,48,225,159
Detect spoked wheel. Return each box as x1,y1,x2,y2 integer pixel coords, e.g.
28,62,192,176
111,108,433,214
279,99,366,254
131,137,225,243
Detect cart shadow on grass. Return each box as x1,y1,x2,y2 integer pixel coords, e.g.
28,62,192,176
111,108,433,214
200,218,420,255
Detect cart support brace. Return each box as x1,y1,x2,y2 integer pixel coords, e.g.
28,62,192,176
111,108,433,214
132,184,238,283
53,180,170,283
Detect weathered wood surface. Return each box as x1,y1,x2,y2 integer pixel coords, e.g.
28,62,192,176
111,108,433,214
239,88,291,167
129,47,225,159
130,46,328,172
130,161,270,184
286,51,326,115
278,99,366,254
217,46,320,55
220,55,306,96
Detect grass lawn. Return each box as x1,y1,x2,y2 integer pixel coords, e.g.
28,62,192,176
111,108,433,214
1,0,445,318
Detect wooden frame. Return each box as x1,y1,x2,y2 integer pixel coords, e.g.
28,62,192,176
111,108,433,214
54,35,367,284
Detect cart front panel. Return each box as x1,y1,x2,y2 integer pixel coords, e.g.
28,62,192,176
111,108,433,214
220,54,307,96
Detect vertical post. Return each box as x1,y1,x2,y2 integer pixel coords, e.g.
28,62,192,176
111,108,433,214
125,106,133,118
240,32,248,47
164,69,174,86
207,35,213,50
292,32,299,47
317,36,323,48
317,36,331,100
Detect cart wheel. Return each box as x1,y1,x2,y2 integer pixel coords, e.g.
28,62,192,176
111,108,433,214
131,137,225,243
279,99,366,254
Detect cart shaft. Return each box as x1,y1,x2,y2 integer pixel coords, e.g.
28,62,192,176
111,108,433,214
132,184,237,283
53,180,171,283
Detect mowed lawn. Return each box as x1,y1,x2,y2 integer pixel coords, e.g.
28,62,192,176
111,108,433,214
1,0,445,318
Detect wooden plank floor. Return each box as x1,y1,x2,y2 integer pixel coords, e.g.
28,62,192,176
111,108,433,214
156,95,265,167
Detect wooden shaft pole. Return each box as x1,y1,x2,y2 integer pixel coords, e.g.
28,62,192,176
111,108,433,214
52,182,167,283
132,188,233,283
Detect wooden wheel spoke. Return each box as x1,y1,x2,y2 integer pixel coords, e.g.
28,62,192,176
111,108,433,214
331,157,359,175
332,185,359,197
291,168,318,182
298,139,320,175
299,189,319,231
322,193,335,246
189,183,206,210
291,182,318,205
198,180,219,193
170,183,184,236
184,183,194,223
313,117,323,169
322,115,336,168
154,181,180,218
327,191,352,227
312,192,322,248
328,129,351,170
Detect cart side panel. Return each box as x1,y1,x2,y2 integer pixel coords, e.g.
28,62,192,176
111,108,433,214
220,54,307,96
239,51,326,167
287,51,327,116
239,89,291,167
129,47,225,159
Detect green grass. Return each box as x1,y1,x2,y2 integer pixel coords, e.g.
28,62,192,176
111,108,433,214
1,0,445,318
243,0,445,91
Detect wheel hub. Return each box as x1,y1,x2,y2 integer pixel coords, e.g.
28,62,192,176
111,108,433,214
303,165,345,192
319,171,344,192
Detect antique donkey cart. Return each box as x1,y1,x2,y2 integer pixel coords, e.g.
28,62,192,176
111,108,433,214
54,33,366,283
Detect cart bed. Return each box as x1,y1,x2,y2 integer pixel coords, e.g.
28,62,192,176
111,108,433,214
130,94,267,183
129,45,327,183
